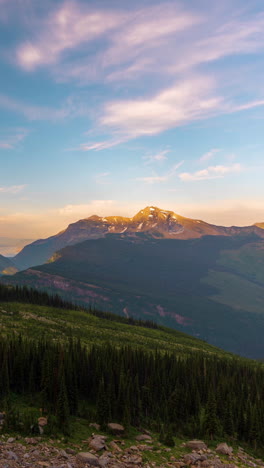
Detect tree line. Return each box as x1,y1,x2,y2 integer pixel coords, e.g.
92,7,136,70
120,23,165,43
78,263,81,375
0,283,158,329
1,333,264,448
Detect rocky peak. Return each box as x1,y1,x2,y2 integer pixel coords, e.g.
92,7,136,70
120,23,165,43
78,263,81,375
133,206,178,223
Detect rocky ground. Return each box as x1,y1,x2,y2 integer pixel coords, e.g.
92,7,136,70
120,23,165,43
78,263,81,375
1,431,264,468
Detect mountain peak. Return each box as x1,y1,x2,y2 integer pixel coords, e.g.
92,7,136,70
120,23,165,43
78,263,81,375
133,206,178,222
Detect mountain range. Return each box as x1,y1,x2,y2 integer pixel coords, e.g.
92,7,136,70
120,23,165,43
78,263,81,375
12,206,264,270
2,206,264,359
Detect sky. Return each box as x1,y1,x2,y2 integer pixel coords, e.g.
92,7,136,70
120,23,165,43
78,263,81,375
1,0,264,243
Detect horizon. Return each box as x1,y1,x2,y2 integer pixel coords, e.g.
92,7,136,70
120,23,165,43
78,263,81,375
1,0,264,241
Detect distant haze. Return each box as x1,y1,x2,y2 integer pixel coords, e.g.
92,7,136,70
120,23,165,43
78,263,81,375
0,238,35,257
1,200,264,243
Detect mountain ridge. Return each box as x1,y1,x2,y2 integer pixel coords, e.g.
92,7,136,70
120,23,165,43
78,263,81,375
5,232,264,358
12,205,264,270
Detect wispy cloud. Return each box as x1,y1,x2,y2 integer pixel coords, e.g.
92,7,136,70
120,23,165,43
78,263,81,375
199,148,221,163
0,93,90,121
137,161,184,184
143,150,170,164
0,184,26,194
78,138,126,152
0,128,28,150
94,172,111,185
16,2,126,71
100,76,222,139
179,163,242,181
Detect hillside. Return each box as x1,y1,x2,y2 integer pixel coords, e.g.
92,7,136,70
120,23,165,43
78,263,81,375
5,233,264,359
1,295,264,456
0,298,230,357
0,254,19,275
13,206,264,270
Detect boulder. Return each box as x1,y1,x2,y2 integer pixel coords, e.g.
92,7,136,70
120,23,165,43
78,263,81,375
136,434,152,441
38,416,48,427
89,435,107,452
216,443,233,456
184,453,203,465
186,440,208,451
124,454,142,464
107,423,125,434
77,452,100,466
109,441,122,452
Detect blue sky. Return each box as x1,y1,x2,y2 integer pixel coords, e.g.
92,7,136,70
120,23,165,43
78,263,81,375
1,0,264,239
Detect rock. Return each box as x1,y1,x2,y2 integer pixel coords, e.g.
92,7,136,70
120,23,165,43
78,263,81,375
124,454,142,464
99,454,112,466
109,441,123,453
90,423,101,431
25,437,38,444
136,434,152,441
184,453,203,465
7,437,16,443
186,440,208,451
107,423,125,434
89,435,107,452
60,449,69,459
7,450,19,460
38,416,48,427
66,448,76,455
216,443,233,456
137,444,154,451
77,451,100,465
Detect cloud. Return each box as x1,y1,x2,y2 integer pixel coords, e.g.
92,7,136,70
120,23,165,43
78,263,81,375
179,163,242,181
78,138,126,151
199,148,221,163
0,128,28,150
15,1,199,83
137,160,184,184
94,172,110,184
0,185,26,194
100,76,222,139
16,2,126,70
0,93,91,121
143,150,170,164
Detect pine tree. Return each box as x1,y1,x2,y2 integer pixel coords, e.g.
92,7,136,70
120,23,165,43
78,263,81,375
56,369,70,434
204,391,221,440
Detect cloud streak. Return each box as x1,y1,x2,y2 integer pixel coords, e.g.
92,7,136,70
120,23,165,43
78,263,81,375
199,148,221,163
0,128,28,150
179,163,242,181
100,76,222,138
137,161,184,184
0,184,26,194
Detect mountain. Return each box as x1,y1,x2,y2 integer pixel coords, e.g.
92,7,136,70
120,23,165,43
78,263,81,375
13,206,264,270
5,232,264,359
0,254,19,275
255,222,264,229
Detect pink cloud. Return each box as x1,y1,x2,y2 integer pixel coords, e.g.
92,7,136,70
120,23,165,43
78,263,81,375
100,76,222,138
179,163,242,181
16,2,127,70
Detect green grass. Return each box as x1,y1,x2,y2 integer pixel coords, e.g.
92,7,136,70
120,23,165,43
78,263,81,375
0,301,232,356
